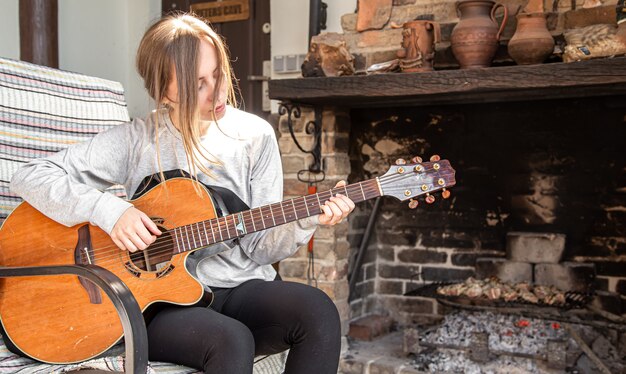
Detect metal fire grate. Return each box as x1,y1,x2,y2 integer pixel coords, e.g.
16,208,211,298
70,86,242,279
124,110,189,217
405,282,593,310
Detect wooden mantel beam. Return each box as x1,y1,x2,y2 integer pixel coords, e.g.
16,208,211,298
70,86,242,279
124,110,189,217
268,57,626,108
19,0,58,68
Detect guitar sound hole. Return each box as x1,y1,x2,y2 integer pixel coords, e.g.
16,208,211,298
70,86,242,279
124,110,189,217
128,227,174,272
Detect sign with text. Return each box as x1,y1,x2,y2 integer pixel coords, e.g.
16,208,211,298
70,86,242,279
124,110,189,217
191,0,250,23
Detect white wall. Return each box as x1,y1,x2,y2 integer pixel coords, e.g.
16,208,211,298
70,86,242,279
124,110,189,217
127,0,163,117
270,0,356,78
0,0,19,60
59,0,162,118
0,0,161,119
269,0,356,111
58,1,130,91
0,0,356,116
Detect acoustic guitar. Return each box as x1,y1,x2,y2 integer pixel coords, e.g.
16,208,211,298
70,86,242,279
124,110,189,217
0,157,455,364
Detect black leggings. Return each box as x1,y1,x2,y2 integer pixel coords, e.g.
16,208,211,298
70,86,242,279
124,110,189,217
146,279,341,373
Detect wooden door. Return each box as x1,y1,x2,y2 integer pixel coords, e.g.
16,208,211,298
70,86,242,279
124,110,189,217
162,0,271,118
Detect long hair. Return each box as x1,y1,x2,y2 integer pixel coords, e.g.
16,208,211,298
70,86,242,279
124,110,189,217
136,13,238,181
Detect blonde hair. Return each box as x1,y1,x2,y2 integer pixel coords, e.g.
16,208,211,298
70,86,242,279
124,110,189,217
136,13,238,181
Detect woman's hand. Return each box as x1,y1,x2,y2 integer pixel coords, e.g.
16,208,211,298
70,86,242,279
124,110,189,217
111,207,162,252
318,180,356,226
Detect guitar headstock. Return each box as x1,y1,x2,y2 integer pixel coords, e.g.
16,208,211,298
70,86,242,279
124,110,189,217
379,155,456,208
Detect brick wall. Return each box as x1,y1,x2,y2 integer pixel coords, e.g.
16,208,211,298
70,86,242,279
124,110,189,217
276,107,353,335
346,96,626,323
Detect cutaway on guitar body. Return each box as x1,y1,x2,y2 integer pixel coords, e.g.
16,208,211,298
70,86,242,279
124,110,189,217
0,178,213,364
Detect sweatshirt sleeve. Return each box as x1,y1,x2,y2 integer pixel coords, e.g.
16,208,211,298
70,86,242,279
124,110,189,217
9,122,139,234
237,128,319,265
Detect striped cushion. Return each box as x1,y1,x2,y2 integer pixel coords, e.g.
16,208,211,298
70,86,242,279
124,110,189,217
0,57,129,224
0,336,287,373
0,340,200,373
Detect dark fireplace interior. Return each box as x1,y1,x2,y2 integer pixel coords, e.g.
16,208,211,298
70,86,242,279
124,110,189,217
348,95,626,302
344,95,626,372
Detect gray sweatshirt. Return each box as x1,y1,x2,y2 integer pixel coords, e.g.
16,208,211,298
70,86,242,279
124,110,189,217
10,105,318,288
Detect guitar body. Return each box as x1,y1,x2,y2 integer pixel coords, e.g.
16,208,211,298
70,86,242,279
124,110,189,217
0,178,212,363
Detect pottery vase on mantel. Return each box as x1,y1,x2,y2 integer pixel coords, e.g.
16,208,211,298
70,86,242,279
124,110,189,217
450,0,508,69
508,12,555,65
395,20,442,72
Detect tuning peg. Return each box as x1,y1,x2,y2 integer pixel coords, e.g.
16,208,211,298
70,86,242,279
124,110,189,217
442,188,451,199
425,194,435,204
395,158,407,165
411,156,423,164
408,199,419,209
429,154,441,162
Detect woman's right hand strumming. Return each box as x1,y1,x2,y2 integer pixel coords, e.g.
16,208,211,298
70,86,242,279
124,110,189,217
111,207,162,252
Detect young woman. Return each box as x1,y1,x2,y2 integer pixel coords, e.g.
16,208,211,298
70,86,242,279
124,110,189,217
10,13,354,373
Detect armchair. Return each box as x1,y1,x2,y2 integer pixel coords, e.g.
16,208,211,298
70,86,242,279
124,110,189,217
0,57,286,374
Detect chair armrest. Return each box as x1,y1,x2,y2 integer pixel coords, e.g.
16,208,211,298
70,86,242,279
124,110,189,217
0,264,148,374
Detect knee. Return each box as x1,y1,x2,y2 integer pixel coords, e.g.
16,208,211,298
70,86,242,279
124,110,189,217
203,318,255,360
295,286,340,331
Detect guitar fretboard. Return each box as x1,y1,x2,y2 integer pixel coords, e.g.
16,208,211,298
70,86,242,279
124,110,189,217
171,179,381,253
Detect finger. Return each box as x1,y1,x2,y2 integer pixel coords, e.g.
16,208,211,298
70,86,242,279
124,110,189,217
135,226,157,246
333,181,348,196
122,237,139,253
330,195,351,213
319,204,332,224
325,201,344,224
130,230,153,251
112,237,127,251
336,194,356,212
141,215,162,236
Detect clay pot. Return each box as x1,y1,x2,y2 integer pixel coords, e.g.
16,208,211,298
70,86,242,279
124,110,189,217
508,12,554,65
450,0,508,69
395,20,441,72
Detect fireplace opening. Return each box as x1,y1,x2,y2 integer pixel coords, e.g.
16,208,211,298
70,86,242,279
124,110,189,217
343,95,626,373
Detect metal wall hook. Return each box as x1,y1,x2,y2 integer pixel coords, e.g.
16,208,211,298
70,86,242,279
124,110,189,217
279,102,325,183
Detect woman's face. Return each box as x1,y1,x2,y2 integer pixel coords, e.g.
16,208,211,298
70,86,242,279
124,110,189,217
165,38,228,123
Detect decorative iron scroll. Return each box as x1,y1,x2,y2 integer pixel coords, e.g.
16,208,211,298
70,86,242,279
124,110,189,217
278,102,325,183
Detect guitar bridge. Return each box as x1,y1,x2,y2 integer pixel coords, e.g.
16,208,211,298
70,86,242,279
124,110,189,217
74,225,102,304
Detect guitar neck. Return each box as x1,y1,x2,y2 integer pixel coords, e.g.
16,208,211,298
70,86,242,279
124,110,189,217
171,179,382,254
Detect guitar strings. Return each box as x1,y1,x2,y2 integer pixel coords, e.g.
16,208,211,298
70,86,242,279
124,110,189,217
77,167,455,268
77,183,384,266
73,183,377,267
0,176,454,314
74,166,454,267
75,166,455,267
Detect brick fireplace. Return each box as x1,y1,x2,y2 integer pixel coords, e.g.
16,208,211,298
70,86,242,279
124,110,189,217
349,95,626,313
269,63,626,370
271,58,626,323
271,84,626,373
268,0,626,371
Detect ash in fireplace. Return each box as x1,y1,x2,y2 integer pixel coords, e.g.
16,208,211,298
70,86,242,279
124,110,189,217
409,310,624,373
412,348,545,374
421,311,569,355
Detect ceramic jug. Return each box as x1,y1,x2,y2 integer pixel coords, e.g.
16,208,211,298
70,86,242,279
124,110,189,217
508,12,554,65
450,0,508,69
